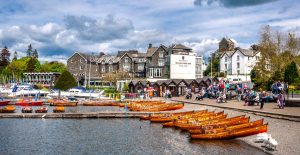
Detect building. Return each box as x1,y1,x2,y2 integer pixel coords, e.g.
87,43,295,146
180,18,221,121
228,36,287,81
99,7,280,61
23,72,61,87
219,37,235,53
196,56,203,79
219,38,261,81
67,43,205,86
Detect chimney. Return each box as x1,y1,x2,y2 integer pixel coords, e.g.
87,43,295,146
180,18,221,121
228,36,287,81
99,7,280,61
148,43,152,48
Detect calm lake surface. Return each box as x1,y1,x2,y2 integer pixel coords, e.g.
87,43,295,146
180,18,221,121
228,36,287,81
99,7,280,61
0,118,268,155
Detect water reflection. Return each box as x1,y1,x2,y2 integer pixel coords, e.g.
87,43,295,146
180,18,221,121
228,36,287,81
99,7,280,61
0,118,268,155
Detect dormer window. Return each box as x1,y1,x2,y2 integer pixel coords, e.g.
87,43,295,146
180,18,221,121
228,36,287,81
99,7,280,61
125,57,129,63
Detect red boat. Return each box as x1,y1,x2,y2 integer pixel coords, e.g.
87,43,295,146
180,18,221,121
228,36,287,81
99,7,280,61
0,100,10,106
15,99,43,106
35,106,48,113
22,106,33,113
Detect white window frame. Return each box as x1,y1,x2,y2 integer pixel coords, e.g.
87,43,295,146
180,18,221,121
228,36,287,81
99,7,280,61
225,57,227,62
158,59,164,66
109,66,113,72
154,68,162,77
237,62,240,68
80,66,82,70
149,68,153,77
102,66,105,72
139,58,143,62
125,57,129,63
159,52,164,58
138,63,144,71
225,64,227,69
237,55,239,61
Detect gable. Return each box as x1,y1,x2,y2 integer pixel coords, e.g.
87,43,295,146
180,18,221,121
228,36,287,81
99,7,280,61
67,52,86,62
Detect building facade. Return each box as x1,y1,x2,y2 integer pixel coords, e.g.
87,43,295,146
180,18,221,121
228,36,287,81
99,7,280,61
67,43,205,86
23,72,61,87
219,38,261,81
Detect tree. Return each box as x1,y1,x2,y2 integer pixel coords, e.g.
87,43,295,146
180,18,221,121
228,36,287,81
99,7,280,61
32,49,38,58
13,51,18,61
54,70,77,90
204,51,220,76
0,46,11,69
123,82,129,92
27,44,33,57
284,61,299,84
41,61,66,73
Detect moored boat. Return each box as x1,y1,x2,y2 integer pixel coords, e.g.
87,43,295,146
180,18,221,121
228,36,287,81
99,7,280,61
22,106,33,113
53,106,65,113
50,99,77,106
0,105,16,113
0,100,10,106
16,98,43,106
190,124,268,140
35,106,48,113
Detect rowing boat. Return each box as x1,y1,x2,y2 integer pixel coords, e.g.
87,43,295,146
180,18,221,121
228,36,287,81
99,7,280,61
190,124,268,140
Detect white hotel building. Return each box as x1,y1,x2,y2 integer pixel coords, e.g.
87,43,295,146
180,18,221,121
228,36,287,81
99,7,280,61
219,38,260,82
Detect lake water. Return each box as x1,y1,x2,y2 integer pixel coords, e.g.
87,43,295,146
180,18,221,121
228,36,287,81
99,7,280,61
0,118,268,155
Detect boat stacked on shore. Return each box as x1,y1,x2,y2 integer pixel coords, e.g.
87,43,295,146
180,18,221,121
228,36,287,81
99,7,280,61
140,110,268,140
124,100,184,112
82,100,119,106
0,105,16,113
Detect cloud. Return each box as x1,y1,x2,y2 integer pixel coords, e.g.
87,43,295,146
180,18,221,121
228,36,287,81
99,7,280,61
194,0,279,8
64,15,134,42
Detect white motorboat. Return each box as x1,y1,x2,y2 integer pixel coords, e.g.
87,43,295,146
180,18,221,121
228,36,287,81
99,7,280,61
6,85,50,97
47,88,105,99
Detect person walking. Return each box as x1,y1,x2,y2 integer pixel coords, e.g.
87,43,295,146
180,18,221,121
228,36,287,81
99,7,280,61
277,92,285,109
260,91,267,109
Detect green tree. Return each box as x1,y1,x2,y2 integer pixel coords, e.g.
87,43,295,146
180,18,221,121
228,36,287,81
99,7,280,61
32,49,38,58
204,51,220,76
123,82,129,92
27,44,33,57
54,70,77,90
41,61,66,73
0,46,11,70
13,51,18,61
284,61,299,84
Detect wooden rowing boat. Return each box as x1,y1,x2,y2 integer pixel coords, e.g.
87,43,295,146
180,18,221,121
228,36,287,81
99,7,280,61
0,105,15,113
53,106,65,113
35,106,48,113
22,106,33,113
51,100,77,106
190,124,268,140
151,110,211,123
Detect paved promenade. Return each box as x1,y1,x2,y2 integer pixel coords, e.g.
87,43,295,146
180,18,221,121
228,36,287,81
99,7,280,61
171,96,300,122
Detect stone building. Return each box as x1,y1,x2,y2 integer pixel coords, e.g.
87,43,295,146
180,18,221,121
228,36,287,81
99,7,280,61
67,43,205,86
219,37,235,53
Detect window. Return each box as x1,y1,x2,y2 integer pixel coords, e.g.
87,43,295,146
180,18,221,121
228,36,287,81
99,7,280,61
225,64,227,69
109,66,113,72
102,66,105,72
154,68,162,77
256,56,259,60
237,63,240,68
139,58,143,62
248,56,250,60
159,51,164,58
123,64,130,72
96,68,98,71
237,70,240,75
237,55,239,61
138,63,144,71
125,57,129,63
149,68,153,77
158,59,164,66
80,66,83,70
80,59,82,63
70,59,73,63
225,57,227,62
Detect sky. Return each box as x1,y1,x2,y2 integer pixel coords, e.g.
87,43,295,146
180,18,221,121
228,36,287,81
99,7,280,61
0,0,299,63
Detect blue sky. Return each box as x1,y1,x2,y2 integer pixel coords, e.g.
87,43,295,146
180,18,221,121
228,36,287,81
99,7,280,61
0,0,299,63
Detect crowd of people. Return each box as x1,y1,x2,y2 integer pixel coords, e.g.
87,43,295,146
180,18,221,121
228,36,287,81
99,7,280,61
185,80,289,109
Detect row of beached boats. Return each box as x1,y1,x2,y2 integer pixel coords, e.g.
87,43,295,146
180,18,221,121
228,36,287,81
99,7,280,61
0,105,65,113
140,109,268,140
120,100,184,112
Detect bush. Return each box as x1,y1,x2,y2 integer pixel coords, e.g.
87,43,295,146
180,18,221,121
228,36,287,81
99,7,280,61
54,70,77,90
